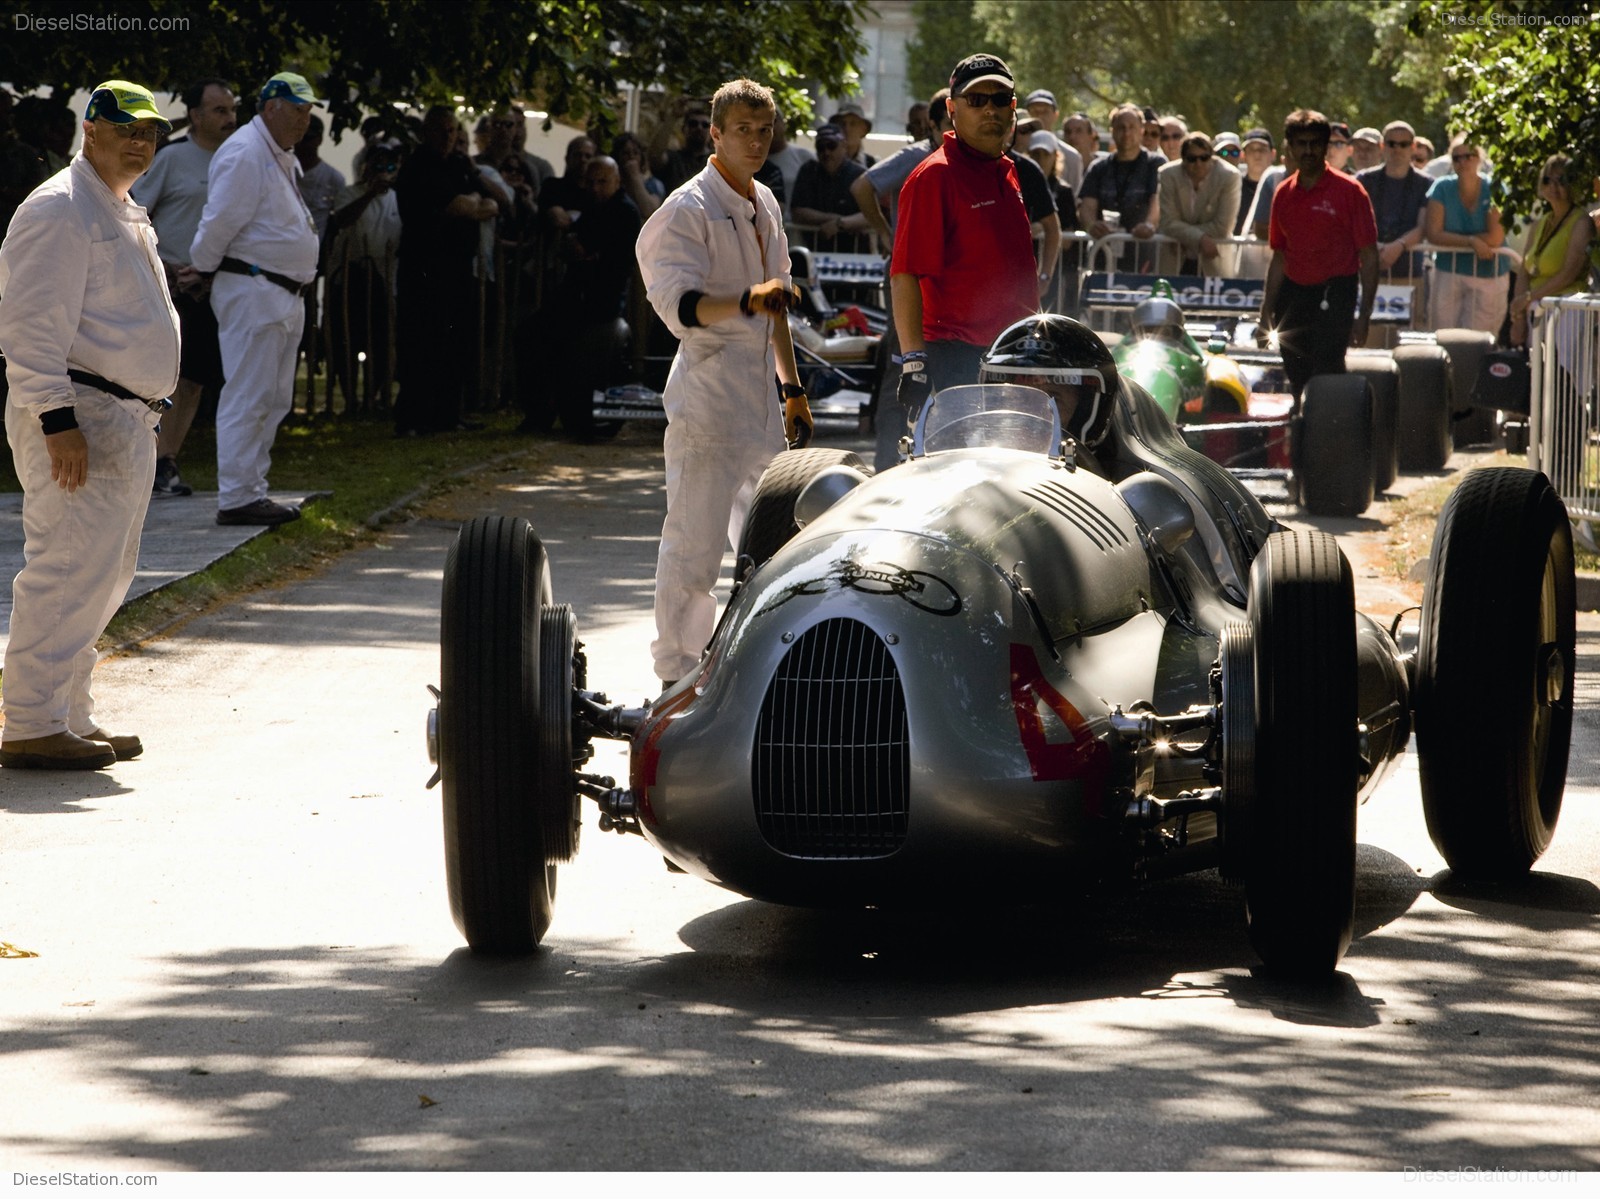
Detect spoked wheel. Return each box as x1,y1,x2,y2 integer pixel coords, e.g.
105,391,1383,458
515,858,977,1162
1242,530,1359,976
735,447,868,584
1416,468,1575,878
439,515,578,953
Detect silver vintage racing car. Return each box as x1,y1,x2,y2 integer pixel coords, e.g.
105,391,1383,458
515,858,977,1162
427,317,1574,977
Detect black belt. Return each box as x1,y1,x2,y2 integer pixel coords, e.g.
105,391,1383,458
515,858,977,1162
67,369,171,413
217,256,314,296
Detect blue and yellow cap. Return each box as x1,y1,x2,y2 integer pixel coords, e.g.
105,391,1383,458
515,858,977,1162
259,72,321,106
84,81,173,131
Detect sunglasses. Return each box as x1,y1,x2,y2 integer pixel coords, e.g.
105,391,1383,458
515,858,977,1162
1328,139,1351,148
1182,153,1212,163
1386,138,1413,148
1217,147,1240,158
1542,174,1568,186
101,121,160,143
1160,132,1185,141
1452,150,1479,162
960,90,1015,109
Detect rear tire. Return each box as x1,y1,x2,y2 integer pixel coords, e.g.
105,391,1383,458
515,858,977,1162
736,447,867,583
1393,344,1453,471
1435,328,1497,448
1347,352,1399,493
440,516,564,953
1299,373,1374,517
1416,468,1574,878
1243,530,1359,977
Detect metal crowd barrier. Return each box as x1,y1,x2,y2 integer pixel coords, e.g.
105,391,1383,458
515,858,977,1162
1528,293,1600,542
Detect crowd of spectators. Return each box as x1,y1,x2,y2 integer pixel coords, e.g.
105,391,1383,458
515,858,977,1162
5,74,1599,453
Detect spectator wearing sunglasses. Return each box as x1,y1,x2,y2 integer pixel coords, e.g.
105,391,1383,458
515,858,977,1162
1425,136,1510,333
652,103,714,195
1325,121,1356,174
890,53,1039,416
1411,136,1435,171
1257,109,1379,396
1158,131,1241,277
1157,116,1188,162
1357,120,1431,280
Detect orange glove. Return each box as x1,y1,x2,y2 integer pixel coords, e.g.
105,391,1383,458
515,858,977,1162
743,278,800,316
782,384,813,449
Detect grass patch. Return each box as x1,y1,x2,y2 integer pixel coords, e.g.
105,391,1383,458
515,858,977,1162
3,406,548,649
1377,448,1600,581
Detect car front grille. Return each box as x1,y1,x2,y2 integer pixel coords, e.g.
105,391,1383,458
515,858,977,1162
753,618,909,858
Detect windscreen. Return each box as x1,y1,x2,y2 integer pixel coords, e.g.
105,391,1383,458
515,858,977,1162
912,384,1062,456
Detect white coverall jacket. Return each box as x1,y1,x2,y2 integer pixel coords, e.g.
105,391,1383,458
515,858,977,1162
190,116,318,512
637,162,790,683
0,155,179,740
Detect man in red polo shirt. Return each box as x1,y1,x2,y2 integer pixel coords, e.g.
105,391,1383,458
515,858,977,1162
890,53,1039,419
1258,108,1379,398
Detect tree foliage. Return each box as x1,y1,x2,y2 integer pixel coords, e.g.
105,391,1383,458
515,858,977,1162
908,0,1445,137
906,0,990,102
0,0,870,136
1416,0,1599,221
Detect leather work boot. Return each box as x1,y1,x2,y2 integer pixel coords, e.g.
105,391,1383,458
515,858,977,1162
0,732,117,770
83,728,144,761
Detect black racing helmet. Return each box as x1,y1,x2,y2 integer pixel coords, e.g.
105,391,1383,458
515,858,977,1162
978,314,1118,447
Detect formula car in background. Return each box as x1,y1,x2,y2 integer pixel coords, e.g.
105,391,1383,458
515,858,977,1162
1086,272,1497,517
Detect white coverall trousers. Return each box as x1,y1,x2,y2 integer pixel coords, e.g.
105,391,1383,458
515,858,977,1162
2,392,158,740
211,271,304,512
651,352,785,684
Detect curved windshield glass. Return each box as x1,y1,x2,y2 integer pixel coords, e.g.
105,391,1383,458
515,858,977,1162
912,384,1062,456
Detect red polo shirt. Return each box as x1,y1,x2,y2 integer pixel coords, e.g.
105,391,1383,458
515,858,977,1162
1268,167,1378,285
891,131,1038,347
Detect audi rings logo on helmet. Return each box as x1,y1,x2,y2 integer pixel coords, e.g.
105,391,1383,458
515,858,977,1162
1018,337,1056,353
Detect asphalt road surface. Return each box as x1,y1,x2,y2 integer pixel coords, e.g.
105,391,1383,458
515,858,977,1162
3,421,1597,1180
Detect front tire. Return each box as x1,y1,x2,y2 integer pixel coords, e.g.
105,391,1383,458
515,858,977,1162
735,447,867,583
1243,531,1359,976
440,516,567,953
1416,468,1574,878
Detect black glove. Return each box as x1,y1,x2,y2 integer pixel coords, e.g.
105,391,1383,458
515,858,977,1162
897,351,931,415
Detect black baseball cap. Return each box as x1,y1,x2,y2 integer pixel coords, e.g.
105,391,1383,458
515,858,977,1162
949,54,1013,96
1242,127,1274,148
